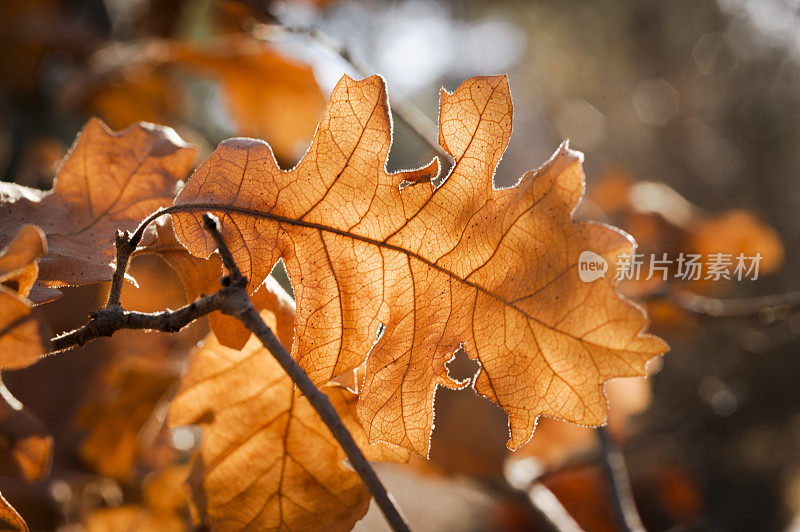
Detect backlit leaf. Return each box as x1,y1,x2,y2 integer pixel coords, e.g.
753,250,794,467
0,224,45,298
172,74,667,456
0,226,50,370
0,118,196,301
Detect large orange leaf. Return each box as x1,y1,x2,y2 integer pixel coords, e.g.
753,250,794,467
172,74,667,455
168,279,407,531
0,118,196,301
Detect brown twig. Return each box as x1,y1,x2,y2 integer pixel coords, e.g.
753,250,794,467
204,213,411,532
48,210,411,532
105,230,134,307
233,286,410,531
50,291,227,354
597,427,645,532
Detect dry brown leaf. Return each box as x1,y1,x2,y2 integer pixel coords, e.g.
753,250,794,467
0,287,49,370
76,364,177,482
0,225,45,298
168,279,407,532
84,465,190,532
0,118,196,301
139,217,250,349
172,74,667,456
688,209,784,275
174,37,325,162
0,226,50,370
0,379,53,482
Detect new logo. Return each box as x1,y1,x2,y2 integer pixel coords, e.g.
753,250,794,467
578,250,608,282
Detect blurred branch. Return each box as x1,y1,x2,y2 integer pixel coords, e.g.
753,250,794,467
665,288,800,320
597,427,645,532
252,23,452,164
489,478,585,532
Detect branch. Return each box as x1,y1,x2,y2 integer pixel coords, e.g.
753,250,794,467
488,478,583,532
48,210,411,532
596,427,644,532
49,290,228,354
106,230,135,307
51,209,223,354
252,23,451,164
202,214,411,532
666,288,800,320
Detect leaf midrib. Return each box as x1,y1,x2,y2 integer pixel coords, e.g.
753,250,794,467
167,203,638,352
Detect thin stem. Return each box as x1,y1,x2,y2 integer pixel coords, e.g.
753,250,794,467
202,213,410,532
50,290,228,354
597,427,644,532
106,230,134,307
107,210,168,307
202,213,243,278
233,297,410,532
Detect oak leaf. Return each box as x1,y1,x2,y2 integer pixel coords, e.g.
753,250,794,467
0,226,50,370
168,279,407,532
172,74,667,455
0,118,196,302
